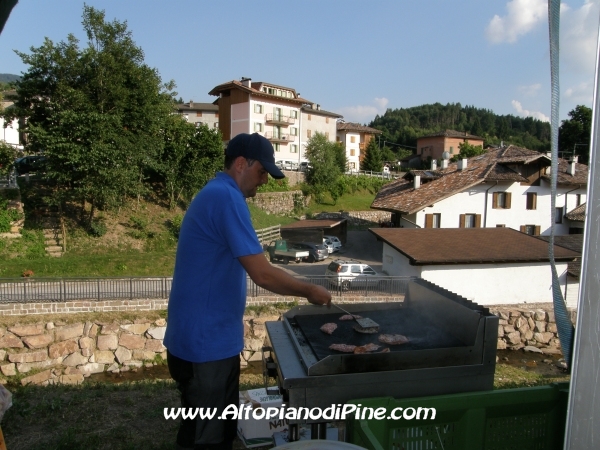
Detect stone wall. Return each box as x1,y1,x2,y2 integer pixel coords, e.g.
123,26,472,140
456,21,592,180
312,211,392,227
0,301,574,385
247,191,307,215
489,303,577,355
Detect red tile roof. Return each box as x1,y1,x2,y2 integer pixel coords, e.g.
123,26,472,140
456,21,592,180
372,145,587,214
565,203,586,221
418,129,483,140
369,228,579,265
208,79,312,105
336,122,382,134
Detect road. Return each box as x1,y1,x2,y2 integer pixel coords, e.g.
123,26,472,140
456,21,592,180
273,230,383,277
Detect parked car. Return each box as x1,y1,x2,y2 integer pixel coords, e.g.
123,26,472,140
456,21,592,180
13,155,48,175
323,237,334,254
323,235,342,252
275,160,298,171
325,259,382,290
298,162,312,172
292,242,329,263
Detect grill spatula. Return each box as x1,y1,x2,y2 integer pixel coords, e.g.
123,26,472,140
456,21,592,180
330,302,380,330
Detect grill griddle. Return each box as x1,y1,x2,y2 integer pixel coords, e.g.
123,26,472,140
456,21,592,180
294,308,465,362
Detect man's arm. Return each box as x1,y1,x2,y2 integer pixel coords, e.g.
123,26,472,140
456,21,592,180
239,253,331,306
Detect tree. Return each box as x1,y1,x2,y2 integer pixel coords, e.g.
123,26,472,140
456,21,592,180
304,133,342,203
452,140,486,161
155,117,223,208
559,105,592,164
332,141,347,173
361,138,383,172
7,6,176,225
0,141,17,178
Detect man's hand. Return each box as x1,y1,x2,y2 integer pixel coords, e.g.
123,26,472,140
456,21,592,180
307,284,331,306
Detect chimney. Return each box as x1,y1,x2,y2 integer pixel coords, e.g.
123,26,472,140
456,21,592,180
441,159,448,169
311,104,317,110
568,156,578,175
431,159,437,170
458,158,468,171
414,175,421,189
241,77,251,87
317,104,321,111
189,100,194,108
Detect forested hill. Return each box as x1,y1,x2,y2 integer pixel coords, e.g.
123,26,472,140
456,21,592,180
0,73,20,83
369,103,551,152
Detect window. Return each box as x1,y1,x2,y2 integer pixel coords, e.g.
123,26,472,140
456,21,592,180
254,123,263,132
336,136,341,142
521,225,540,236
290,144,298,153
308,114,312,121
526,192,537,210
350,149,355,156
307,129,312,138
350,265,361,274
349,162,356,169
254,104,263,114
460,214,481,228
496,224,506,227
290,110,298,119
196,112,202,117
273,107,282,121
576,194,582,206
351,136,356,143
450,146,454,154
492,192,512,209
273,143,280,152
425,213,441,228
290,127,297,136
214,122,219,128
555,207,564,224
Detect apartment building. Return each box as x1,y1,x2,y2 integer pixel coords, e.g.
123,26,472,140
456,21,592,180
174,101,220,130
336,122,382,171
208,78,340,165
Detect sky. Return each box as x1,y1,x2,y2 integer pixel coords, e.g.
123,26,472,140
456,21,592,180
1,0,599,124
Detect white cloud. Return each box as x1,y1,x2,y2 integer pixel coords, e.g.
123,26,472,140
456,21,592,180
486,0,547,43
561,0,600,75
338,97,389,123
511,100,550,121
564,81,594,103
518,83,543,96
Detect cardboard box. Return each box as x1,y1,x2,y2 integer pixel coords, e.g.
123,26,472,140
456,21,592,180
273,426,338,447
237,388,289,448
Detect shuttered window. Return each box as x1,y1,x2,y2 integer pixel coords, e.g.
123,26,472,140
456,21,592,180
425,213,441,228
492,192,512,209
520,225,541,235
459,214,481,228
526,193,537,210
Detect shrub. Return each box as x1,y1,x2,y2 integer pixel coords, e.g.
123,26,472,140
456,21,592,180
88,219,107,237
169,214,183,239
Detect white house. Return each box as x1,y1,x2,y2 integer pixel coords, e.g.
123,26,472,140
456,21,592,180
0,98,21,149
336,122,382,171
208,78,341,166
174,101,219,130
372,146,588,236
370,227,580,307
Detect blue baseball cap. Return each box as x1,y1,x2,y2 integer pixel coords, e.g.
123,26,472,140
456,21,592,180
226,133,285,179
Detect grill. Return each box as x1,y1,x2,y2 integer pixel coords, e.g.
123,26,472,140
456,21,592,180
264,278,498,419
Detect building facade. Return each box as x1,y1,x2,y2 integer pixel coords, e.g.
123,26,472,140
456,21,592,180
174,101,220,130
336,122,382,171
208,78,340,165
416,129,484,161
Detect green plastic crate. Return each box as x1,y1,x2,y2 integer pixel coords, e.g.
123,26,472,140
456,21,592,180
346,383,569,450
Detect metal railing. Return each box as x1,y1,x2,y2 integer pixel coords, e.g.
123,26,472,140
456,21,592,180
0,275,410,303
264,113,295,125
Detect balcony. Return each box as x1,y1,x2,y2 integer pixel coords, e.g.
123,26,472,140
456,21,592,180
264,131,293,143
265,113,295,126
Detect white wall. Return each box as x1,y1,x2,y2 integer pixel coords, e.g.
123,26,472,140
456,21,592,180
382,243,575,305
0,117,20,147
338,131,361,170
412,180,587,235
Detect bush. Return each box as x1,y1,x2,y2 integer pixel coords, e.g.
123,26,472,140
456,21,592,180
257,177,290,193
0,198,23,232
169,214,183,239
88,219,107,237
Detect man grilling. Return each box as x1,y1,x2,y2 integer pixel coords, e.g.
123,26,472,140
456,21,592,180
164,133,331,450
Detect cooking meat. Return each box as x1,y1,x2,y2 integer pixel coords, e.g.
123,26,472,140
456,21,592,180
320,323,337,335
353,343,381,354
329,344,356,353
353,324,379,334
378,334,410,345
339,314,363,321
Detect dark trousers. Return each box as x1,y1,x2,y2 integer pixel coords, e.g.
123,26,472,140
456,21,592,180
167,351,240,450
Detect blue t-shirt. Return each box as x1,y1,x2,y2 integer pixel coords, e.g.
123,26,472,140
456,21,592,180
163,172,263,363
